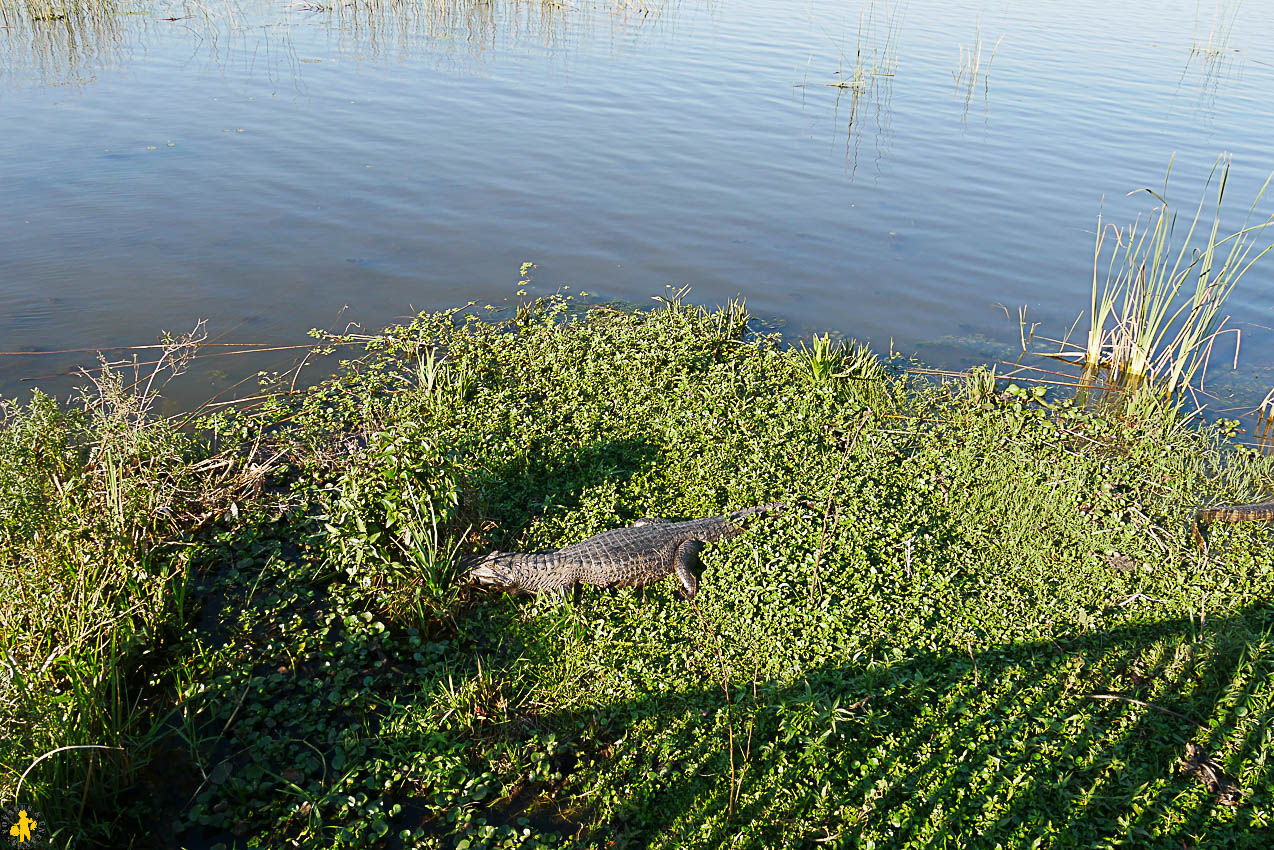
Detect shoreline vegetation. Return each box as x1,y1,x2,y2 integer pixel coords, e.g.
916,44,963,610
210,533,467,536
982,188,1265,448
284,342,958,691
2,292,1273,848
1033,156,1274,411
3,0,1273,839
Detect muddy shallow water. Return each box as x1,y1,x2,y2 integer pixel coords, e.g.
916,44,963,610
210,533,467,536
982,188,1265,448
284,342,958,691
2,0,1272,414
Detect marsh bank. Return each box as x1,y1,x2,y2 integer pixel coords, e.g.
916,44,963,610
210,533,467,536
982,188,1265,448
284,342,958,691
2,298,1273,847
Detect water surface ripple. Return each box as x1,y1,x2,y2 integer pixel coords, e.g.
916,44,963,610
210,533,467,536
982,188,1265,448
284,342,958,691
1,0,1272,409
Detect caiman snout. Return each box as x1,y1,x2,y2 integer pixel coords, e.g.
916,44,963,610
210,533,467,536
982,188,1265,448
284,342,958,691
463,552,518,587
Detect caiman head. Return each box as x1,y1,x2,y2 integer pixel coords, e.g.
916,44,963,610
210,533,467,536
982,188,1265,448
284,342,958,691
461,551,521,587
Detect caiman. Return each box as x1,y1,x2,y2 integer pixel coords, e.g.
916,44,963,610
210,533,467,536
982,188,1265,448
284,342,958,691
467,502,808,600
1192,498,1274,553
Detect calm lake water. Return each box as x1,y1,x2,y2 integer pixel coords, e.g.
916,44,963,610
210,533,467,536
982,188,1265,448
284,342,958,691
2,0,1273,415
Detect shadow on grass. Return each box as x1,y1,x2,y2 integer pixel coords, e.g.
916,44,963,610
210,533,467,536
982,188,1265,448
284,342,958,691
123,426,1272,848
466,603,1274,848
470,435,665,543
132,436,667,847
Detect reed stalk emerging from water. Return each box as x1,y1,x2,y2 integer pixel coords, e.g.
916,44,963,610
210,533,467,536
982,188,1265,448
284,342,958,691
952,18,1002,108
1056,156,1274,405
1191,0,1241,58
1257,387,1274,453
828,0,902,91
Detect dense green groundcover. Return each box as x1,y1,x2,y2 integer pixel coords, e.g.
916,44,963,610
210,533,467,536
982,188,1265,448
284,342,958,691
2,296,1273,848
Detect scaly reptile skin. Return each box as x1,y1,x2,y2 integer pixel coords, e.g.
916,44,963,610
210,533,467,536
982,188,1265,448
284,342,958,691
1191,499,1274,552
467,502,798,600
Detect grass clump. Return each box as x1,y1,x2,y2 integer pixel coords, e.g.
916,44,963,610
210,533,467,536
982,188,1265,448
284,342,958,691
0,364,206,843
1040,156,1274,411
2,295,1274,847
322,423,468,622
795,332,892,409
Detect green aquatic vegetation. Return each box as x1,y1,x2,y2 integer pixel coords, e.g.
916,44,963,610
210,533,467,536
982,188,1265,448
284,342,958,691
1042,156,1274,410
3,297,1274,847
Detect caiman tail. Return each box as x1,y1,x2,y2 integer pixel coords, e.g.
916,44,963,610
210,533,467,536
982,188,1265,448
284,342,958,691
725,500,820,524
1192,498,1274,553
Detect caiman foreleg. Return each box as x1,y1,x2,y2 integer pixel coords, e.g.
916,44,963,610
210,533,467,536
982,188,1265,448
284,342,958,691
673,540,706,601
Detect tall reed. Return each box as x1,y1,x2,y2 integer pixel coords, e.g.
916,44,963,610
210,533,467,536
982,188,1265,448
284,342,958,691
1257,387,1274,453
952,18,1002,108
1191,0,1241,57
1074,156,1274,404
829,0,903,91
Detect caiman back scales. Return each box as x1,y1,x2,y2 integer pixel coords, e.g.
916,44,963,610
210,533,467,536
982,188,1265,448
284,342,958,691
467,502,801,600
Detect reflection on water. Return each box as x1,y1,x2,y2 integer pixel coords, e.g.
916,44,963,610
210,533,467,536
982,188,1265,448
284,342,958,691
315,0,570,62
2,0,1274,417
0,0,305,88
1180,41,1246,115
303,0,675,68
1190,0,1240,60
0,0,676,87
797,0,902,180
324,0,672,51
0,0,128,85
